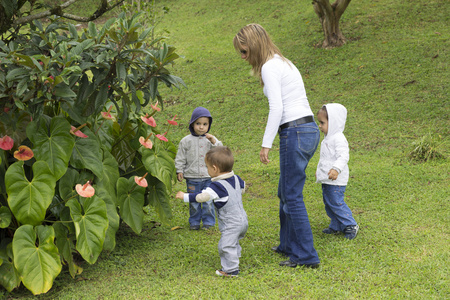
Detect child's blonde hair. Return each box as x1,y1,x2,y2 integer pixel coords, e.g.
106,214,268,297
205,146,234,172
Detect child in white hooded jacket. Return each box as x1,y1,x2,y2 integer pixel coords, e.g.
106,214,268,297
316,103,359,240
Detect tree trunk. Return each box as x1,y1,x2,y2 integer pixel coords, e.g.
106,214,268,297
313,0,351,48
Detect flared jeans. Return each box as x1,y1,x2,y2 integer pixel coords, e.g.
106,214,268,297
277,121,320,265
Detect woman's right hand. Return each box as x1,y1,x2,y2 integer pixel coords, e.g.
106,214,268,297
260,147,270,164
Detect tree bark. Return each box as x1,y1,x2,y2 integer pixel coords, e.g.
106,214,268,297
312,0,351,48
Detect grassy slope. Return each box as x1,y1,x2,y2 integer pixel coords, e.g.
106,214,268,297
8,0,449,299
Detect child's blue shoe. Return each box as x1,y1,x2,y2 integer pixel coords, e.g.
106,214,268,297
344,225,359,239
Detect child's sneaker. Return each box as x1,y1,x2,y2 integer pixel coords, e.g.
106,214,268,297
190,225,200,230
322,228,338,234
215,269,239,277
344,225,359,240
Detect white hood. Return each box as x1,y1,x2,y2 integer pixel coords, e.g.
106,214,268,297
324,103,347,138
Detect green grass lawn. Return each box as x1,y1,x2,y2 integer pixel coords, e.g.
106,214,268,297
6,0,449,299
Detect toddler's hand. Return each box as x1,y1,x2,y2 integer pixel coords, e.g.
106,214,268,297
176,191,185,200
328,169,339,180
177,173,184,182
205,133,216,144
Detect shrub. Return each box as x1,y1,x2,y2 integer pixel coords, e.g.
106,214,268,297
408,133,445,162
0,12,184,295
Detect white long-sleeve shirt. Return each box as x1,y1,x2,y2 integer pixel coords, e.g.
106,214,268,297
261,54,314,148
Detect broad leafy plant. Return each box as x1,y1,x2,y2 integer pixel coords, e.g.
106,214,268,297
0,12,184,295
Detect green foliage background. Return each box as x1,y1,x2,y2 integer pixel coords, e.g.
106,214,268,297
4,0,449,298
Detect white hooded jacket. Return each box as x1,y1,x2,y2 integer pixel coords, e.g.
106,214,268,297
316,103,349,186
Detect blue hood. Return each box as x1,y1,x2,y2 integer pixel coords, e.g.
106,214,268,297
189,107,212,136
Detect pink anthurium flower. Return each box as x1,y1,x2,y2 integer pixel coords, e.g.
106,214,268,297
135,173,148,188
0,135,14,150
156,132,168,142
151,101,161,112
101,106,115,120
14,145,34,161
141,114,157,127
76,181,95,198
139,134,153,149
70,124,88,138
167,115,178,126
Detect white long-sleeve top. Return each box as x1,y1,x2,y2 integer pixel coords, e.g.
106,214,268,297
261,54,314,148
316,103,349,186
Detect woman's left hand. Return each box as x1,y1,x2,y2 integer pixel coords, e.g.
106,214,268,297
260,147,270,164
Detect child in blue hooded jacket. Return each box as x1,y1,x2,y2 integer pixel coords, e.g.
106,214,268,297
175,107,223,230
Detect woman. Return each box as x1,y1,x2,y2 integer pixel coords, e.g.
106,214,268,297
234,24,320,268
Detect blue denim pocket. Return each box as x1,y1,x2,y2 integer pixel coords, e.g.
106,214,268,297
296,124,320,154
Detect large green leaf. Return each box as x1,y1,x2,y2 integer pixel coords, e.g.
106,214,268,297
116,177,145,234
27,116,75,180
95,186,119,252
97,149,119,204
96,120,115,153
141,147,175,191
147,176,172,226
0,242,21,293
54,83,77,99
5,68,28,81
12,225,62,295
66,196,108,264
112,137,135,172
111,121,136,172
6,161,56,226
53,223,82,279
58,168,79,201
70,127,104,179
59,169,92,202
95,150,120,251
94,84,109,115
0,206,12,228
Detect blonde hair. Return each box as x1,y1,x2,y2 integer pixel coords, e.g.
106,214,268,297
205,146,234,172
233,23,286,84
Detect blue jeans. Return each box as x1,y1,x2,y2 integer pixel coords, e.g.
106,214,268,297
186,178,215,226
277,121,320,265
322,184,357,231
